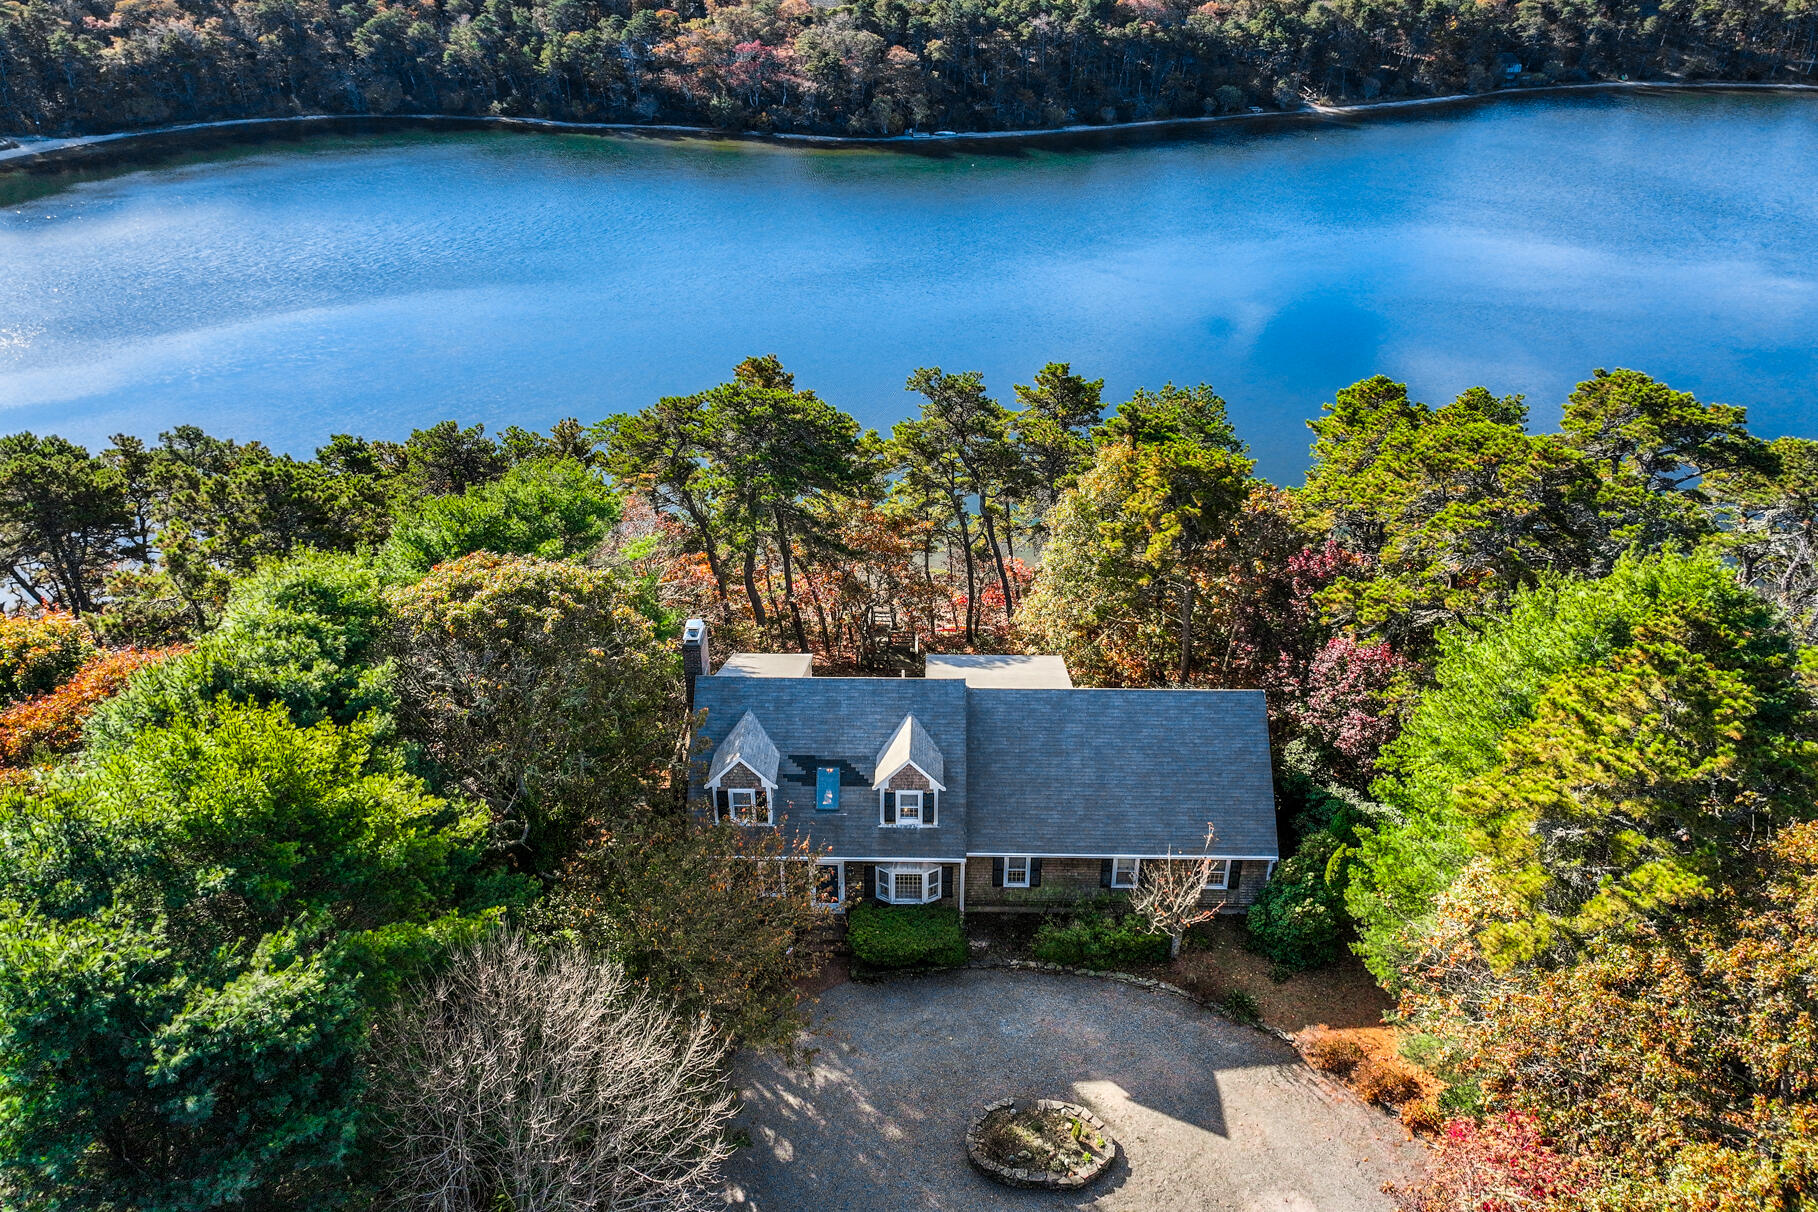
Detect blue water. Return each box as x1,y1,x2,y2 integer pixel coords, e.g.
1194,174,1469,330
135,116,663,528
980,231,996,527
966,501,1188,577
2,91,1815,483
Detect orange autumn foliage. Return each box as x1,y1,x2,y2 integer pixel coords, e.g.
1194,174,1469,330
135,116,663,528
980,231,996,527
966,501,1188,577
0,646,187,765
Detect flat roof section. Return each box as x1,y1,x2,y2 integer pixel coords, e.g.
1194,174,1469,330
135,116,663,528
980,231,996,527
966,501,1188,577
717,652,814,678
923,653,1074,689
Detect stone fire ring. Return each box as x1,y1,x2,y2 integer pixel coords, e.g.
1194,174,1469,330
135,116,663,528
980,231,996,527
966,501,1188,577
966,1098,1118,1190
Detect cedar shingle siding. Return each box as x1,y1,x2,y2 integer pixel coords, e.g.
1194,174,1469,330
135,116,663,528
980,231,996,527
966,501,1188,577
885,766,933,792
963,857,1266,912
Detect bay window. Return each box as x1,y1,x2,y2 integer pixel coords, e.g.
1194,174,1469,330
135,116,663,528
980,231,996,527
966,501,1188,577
876,862,943,905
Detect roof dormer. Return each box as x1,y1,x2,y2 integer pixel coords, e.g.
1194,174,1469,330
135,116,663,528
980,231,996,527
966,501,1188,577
874,714,945,829
872,713,945,791
707,710,781,790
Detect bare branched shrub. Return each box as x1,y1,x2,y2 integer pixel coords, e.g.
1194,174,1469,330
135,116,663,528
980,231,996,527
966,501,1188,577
375,932,736,1212
1129,826,1226,958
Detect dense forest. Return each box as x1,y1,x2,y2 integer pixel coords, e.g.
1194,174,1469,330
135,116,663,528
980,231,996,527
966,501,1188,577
1,0,1815,137
0,358,1814,1209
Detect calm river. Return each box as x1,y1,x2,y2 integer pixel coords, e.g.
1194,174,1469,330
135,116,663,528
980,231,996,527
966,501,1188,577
2,91,1815,482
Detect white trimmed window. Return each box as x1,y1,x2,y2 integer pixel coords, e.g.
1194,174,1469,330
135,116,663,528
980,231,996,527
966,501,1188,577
1207,859,1230,891
877,862,943,905
896,790,923,826
1004,856,1030,888
1111,857,1139,889
816,862,844,909
759,860,789,897
726,787,770,826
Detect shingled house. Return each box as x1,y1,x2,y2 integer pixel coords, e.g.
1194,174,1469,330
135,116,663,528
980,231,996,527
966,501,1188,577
685,623,1280,913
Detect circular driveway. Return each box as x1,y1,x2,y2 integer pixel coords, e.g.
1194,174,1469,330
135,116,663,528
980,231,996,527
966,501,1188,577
722,969,1420,1211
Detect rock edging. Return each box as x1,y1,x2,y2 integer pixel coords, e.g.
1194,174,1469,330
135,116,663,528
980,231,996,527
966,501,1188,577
966,1098,1117,1190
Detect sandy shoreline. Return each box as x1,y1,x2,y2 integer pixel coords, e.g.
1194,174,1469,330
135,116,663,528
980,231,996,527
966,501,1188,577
2,79,1815,172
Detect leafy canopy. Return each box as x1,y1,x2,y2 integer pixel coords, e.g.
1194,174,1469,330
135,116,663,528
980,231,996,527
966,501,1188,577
387,552,675,872
83,550,396,755
1459,607,1817,968
1347,549,1777,985
1018,419,1254,686
0,701,513,1211
384,456,622,575
1297,377,1606,645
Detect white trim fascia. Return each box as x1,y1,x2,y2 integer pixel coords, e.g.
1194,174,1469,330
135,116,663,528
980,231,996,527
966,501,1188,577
963,851,1281,862
873,757,947,793
821,855,967,864
704,758,777,792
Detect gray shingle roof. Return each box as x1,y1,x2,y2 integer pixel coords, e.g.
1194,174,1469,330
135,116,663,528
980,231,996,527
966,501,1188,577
924,653,1074,688
692,678,968,859
873,714,946,789
717,652,814,678
965,689,1278,859
706,710,781,787
691,674,1276,862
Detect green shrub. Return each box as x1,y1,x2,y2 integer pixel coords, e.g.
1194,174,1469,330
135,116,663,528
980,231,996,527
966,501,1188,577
1399,1031,1484,1114
385,458,621,576
1031,908,1168,969
1245,830,1349,970
1349,549,1763,985
0,612,93,705
1436,1077,1485,1115
846,903,966,969
1221,989,1261,1025
83,551,395,754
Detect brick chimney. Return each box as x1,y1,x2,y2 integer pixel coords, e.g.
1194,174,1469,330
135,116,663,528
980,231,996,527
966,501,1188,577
682,618,709,710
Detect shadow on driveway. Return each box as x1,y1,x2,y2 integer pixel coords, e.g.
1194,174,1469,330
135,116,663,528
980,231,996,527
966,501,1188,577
722,968,1420,1211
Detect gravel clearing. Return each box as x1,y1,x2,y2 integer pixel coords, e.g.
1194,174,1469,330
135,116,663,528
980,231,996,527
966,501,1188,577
722,968,1420,1211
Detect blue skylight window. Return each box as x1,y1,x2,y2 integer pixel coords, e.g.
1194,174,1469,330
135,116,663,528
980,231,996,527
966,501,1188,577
816,766,841,811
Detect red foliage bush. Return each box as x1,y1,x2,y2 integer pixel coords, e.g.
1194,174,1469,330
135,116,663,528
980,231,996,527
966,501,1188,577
1283,634,1416,781
1398,1113,1587,1212
0,646,186,764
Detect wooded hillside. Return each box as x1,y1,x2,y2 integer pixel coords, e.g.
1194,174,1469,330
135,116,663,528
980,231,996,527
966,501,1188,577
2,0,1815,136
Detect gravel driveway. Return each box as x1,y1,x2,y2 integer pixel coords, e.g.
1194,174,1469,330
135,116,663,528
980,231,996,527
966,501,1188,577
722,969,1420,1211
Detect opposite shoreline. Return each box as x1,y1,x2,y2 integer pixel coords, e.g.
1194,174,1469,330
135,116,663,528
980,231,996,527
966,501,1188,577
2,79,1816,174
